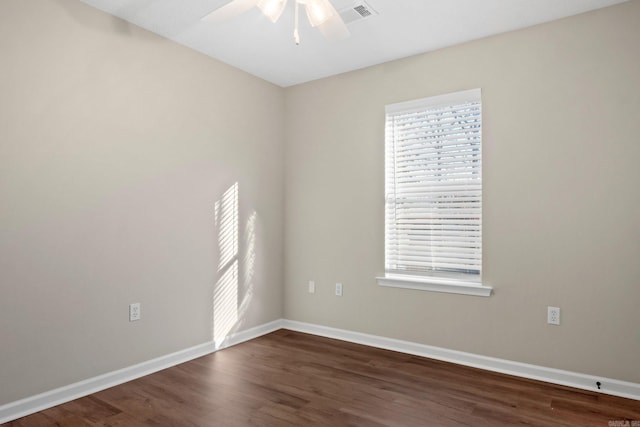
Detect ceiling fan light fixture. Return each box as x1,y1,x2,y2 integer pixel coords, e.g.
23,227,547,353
303,0,334,27
203,0,349,46
257,0,288,23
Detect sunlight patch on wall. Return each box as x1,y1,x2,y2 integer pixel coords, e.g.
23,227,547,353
213,182,239,347
239,211,257,319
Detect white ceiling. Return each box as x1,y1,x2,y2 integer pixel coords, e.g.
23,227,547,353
80,0,628,87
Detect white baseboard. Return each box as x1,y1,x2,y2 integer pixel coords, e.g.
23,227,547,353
281,319,640,402
215,319,284,350
0,319,283,424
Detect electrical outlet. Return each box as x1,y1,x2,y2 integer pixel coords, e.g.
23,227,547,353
129,303,141,322
335,282,343,297
308,280,315,294
547,306,560,325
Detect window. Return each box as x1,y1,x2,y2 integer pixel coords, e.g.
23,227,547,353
377,89,492,296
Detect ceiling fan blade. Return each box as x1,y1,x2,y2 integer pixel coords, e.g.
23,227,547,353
201,0,260,23
304,0,332,27
317,2,350,41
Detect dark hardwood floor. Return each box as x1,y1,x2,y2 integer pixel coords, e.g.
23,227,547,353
4,329,640,426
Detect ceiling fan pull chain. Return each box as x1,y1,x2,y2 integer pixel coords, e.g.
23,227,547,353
294,0,300,45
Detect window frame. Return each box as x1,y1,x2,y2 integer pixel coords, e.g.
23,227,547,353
376,88,492,297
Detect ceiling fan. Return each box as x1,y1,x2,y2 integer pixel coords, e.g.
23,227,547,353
202,0,350,45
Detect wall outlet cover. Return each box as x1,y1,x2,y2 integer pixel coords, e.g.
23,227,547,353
129,303,141,322
547,306,560,325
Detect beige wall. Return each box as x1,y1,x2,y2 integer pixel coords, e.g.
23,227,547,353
284,1,640,383
0,0,284,404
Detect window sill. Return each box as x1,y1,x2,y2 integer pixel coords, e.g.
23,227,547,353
376,275,493,297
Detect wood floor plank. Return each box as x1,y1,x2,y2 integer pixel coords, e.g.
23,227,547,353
3,329,639,426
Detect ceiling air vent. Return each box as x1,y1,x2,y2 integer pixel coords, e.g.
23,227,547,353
339,1,378,25
353,5,372,18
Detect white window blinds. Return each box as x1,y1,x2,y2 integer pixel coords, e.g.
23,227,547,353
385,89,482,281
